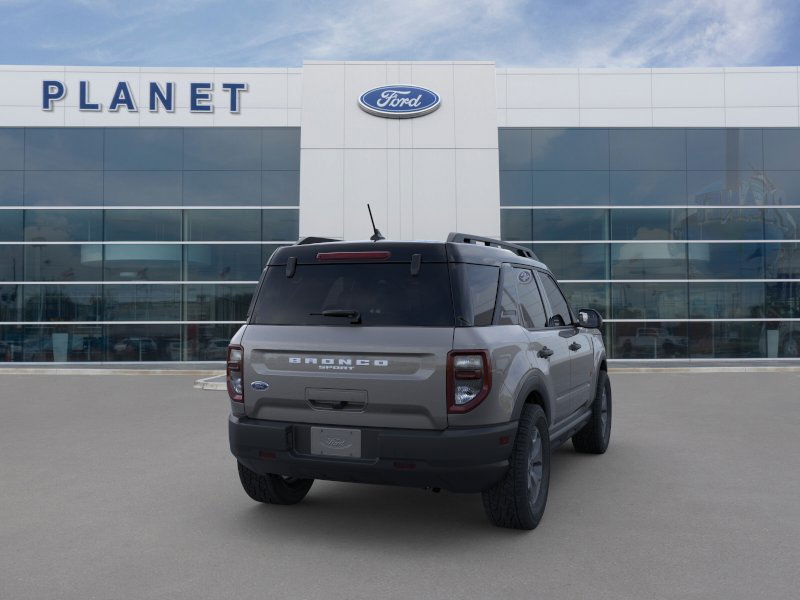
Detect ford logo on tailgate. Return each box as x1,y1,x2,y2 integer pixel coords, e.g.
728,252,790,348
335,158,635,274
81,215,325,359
358,85,440,118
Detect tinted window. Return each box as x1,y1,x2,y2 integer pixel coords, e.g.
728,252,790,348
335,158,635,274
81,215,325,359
453,264,499,326
25,129,103,170
103,245,181,281
183,171,260,206
496,267,519,325
611,208,687,240
533,129,609,170
0,246,23,281
763,129,800,170
611,171,687,205
540,273,571,326
612,321,689,359
612,282,687,320
610,129,685,170
531,243,608,280
104,285,181,320
183,129,260,170
104,128,182,170
262,170,300,206
686,129,763,171
0,285,20,321
24,171,103,206
185,284,255,321
22,324,104,362
0,129,24,170
533,171,609,206
531,208,608,241
500,209,532,241
611,243,687,279
687,170,769,205
687,207,764,240
251,263,454,327
184,209,260,241
0,210,22,241
185,244,263,281
0,170,23,205
262,128,300,170
105,324,181,362
689,282,764,319
25,210,102,241
689,243,764,279
22,285,101,321
560,282,609,318
263,209,299,241
24,244,102,281
500,172,533,206
499,129,532,170
104,171,182,206
185,323,242,361
688,322,765,359
515,268,547,328
105,210,181,241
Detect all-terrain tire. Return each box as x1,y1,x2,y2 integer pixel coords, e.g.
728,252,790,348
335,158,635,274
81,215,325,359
482,404,550,530
572,370,612,454
237,462,314,505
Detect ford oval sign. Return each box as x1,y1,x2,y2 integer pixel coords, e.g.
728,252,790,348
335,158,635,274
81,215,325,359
358,85,440,118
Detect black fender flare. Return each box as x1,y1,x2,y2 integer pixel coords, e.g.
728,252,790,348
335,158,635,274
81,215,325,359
511,369,554,425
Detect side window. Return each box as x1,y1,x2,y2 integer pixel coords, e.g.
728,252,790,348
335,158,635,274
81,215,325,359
514,268,547,329
457,264,499,326
496,266,519,325
540,272,572,327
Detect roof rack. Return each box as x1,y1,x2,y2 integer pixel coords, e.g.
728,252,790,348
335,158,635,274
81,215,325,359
446,232,538,260
296,236,339,245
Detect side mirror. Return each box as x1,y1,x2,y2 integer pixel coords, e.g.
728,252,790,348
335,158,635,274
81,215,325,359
577,308,603,329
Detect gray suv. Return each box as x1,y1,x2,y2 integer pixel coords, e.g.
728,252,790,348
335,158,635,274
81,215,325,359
227,233,611,530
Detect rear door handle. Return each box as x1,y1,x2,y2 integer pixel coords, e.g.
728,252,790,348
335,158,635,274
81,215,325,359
538,347,554,359
569,342,582,351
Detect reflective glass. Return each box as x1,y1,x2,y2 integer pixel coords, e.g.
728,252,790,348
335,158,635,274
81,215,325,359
262,209,299,241
105,324,181,361
185,284,255,321
0,325,23,361
765,282,800,318
532,129,609,170
531,209,608,241
24,171,103,206
764,171,800,204
688,322,766,358
515,268,547,328
612,321,689,359
611,282,687,320
689,243,764,279
24,244,102,281
560,283,609,319
539,272,572,326
25,128,103,170
452,264,499,327
185,244,263,281
686,129,763,171
104,285,181,320
24,210,102,241
263,244,287,266
104,128,182,170
0,285,20,321
500,172,532,206
103,245,181,281
0,246,23,281
22,285,101,321
104,209,181,241
183,171,260,206
262,171,300,206
500,209,532,241
533,171,609,206
611,171,686,205
530,243,608,280
497,267,520,326
611,208,687,240
0,171,23,205
688,282,764,319
104,171,182,206
183,128,261,170
22,325,104,362
687,170,770,205
773,322,800,357
0,129,24,170
185,323,240,361
687,207,764,240
765,242,800,279
0,210,22,241
184,209,260,241
262,128,300,170
610,129,685,170
763,129,800,170
499,129,532,170
763,208,800,239
611,243,687,279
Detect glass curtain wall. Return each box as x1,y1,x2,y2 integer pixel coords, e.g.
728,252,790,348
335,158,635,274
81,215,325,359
0,127,299,362
500,127,800,359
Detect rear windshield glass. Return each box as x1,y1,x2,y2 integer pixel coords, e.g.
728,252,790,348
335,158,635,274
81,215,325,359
250,263,454,327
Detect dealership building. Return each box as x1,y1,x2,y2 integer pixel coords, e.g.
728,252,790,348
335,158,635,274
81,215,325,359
0,60,799,362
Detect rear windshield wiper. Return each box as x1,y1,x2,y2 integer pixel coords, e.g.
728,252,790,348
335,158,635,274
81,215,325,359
309,309,362,325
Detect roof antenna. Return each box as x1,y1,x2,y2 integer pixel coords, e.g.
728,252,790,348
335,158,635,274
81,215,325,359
367,204,385,242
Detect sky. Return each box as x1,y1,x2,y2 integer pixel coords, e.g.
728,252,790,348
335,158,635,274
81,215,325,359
0,0,798,68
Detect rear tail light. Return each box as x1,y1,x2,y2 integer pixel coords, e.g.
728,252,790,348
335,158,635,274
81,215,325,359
447,350,491,413
227,345,244,402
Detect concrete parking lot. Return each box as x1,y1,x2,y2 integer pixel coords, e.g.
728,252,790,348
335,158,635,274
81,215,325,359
1,371,799,600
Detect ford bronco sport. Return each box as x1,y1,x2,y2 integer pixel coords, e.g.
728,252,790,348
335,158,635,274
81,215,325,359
227,233,611,530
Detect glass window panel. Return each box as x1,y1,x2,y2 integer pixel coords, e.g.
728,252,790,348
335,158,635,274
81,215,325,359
103,245,181,281
24,244,102,281
25,128,103,170
103,285,181,320
262,170,299,206
689,243,764,279
262,128,300,170
764,129,800,170
185,244,263,281
532,129,609,170
499,129,532,170
0,209,23,241
687,170,769,205
765,282,800,318
183,128,260,170
0,171,24,206
763,208,800,239
497,267,520,326
24,171,103,206
686,129,763,171
765,242,800,279
452,264,499,327
184,209,260,241
611,208,687,240
611,282,687,320
22,325,104,362
687,207,764,240
104,128,182,170
514,268,547,328
0,246,23,281
533,171,609,206
531,209,608,241
689,322,766,358
0,285,21,321
530,243,608,280
184,323,241,361
611,243,687,279
500,209,532,241
185,284,255,321
22,285,101,321
610,129,685,170
500,171,532,206
764,170,800,204
262,209,299,241
24,210,102,242
539,272,572,326
560,283,609,319
0,128,24,170
612,321,689,359
0,325,24,361
183,171,260,206
104,209,181,241
611,171,686,205
689,282,765,319
104,171,182,206
774,322,800,358
105,324,181,361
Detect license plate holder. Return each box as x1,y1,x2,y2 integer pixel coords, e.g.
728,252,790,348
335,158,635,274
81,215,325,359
310,427,362,458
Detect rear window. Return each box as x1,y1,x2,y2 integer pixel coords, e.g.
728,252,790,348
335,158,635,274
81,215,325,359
250,263,454,327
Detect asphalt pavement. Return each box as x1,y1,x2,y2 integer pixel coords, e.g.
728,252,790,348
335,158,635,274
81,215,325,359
1,372,798,600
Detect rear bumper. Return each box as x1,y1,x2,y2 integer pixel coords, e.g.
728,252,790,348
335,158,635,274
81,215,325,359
229,415,517,493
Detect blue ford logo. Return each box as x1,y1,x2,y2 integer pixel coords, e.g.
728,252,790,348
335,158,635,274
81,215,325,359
250,381,269,390
358,85,440,118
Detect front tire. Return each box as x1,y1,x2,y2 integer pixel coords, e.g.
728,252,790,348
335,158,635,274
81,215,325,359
572,370,612,454
482,404,550,530
237,462,314,505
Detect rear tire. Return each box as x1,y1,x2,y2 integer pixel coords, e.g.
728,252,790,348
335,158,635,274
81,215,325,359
572,370,612,454
482,404,550,530
237,462,314,505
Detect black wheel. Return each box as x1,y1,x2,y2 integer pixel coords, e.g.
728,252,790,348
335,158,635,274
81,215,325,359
572,370,612,454
482,404,550,530
237,462,314,505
